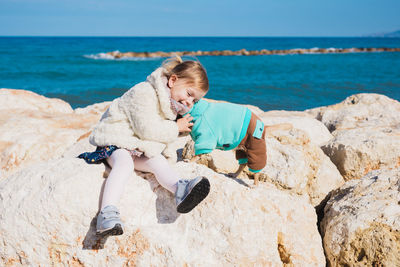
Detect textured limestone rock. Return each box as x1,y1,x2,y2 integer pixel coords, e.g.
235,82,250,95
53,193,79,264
260,110,333,146
0,147,325,266
0,89,110,178
258,128,344,207
0,88,73,113
307,94,400,180
321,126,400,181
306,93,400,132
321,168,400,266
183,128,344,207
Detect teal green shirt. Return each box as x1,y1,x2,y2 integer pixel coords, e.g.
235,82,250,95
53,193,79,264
189,100,252,155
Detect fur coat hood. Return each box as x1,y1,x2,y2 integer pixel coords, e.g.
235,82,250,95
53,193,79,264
89,67,180,158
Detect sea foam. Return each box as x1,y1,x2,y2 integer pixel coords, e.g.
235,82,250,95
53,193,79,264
84,51,160,61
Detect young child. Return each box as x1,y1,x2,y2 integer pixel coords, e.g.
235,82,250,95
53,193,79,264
187,99,291,185
78,57,210,237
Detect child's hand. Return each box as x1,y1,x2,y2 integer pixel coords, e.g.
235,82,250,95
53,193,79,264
177,114,194,133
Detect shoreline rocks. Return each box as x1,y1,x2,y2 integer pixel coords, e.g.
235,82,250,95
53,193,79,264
321,168,400,266
105,47,400,59
1,88,400,265
183,125,344,208
0,157,326,266
0,88,110,178
307,94,400,180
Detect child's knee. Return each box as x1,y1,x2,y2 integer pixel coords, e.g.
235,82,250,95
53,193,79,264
109,149,134,169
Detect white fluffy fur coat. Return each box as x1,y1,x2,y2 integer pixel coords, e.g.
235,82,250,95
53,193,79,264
89,67,179,158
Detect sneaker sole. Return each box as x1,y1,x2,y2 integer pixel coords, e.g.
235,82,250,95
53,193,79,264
177,178,210,214
96,223,123,237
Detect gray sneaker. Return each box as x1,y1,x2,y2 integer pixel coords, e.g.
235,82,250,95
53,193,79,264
96,205,124,236
175,176,210,213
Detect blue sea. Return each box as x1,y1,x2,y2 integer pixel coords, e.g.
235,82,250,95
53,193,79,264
1,37,399,111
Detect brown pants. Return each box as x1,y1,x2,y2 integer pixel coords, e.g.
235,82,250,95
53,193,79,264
235,113,267,172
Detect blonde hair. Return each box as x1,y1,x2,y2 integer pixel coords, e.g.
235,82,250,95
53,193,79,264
162,55,209,93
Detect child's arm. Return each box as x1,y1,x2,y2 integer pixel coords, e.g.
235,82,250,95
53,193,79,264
192,129,217,156
190,154,218,172
186,126,218,170
232,149,248,178
120,89,180,143
228,164,247,178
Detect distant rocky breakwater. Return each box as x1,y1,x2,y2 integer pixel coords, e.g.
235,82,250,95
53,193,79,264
106,47,400,58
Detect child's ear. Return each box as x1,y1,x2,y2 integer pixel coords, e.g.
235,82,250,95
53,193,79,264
168,75,177,88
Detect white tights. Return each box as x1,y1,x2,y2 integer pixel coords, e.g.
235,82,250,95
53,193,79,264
100,149,180,210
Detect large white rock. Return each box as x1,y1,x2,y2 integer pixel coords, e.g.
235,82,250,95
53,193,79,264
0,139,325,266
260,129,344,207
183,128,344,208
307,93,400,180
260,110,333,146
0,88,73,113
0,89,110,179
321,168,400,266
0,148,326,266
321,126,400,180
306,93,400,132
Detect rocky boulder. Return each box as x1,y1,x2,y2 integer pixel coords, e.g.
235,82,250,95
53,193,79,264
260,128,344,207
321,126,400,181
321,168,400,266
183,126,344,208
260,110,333,146
307,94,400,180
0,89,110,179
0,146,326,266
306,94,400,132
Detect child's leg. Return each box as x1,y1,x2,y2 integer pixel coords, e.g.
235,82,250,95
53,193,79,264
101,149,134,210
134,154,210,214
133,154,179,194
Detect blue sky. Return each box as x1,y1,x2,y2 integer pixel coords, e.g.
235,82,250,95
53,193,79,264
0,0,399,36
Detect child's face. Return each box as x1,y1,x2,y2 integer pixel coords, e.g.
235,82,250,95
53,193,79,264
168,75,206,109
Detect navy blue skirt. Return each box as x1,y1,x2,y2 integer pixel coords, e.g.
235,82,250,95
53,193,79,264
78,145,119,164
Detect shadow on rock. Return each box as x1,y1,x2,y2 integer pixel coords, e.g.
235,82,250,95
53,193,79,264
223,174,252,187
82,216,110,250
81,169,181,250
153,182,181,224
138,171,181,224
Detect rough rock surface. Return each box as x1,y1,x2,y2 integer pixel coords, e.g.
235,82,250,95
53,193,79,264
2,88,399,266
321,168,400,266
307,94,400,180
0,148,326,266
306,93,400,132
0,88,73,113
183,127,344,207
321,126,400,181
260,129,344,207
260,110,333,146
0,89,110,178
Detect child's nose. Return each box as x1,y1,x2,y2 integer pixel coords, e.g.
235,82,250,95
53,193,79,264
186,97,195,106
186,102,193,108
